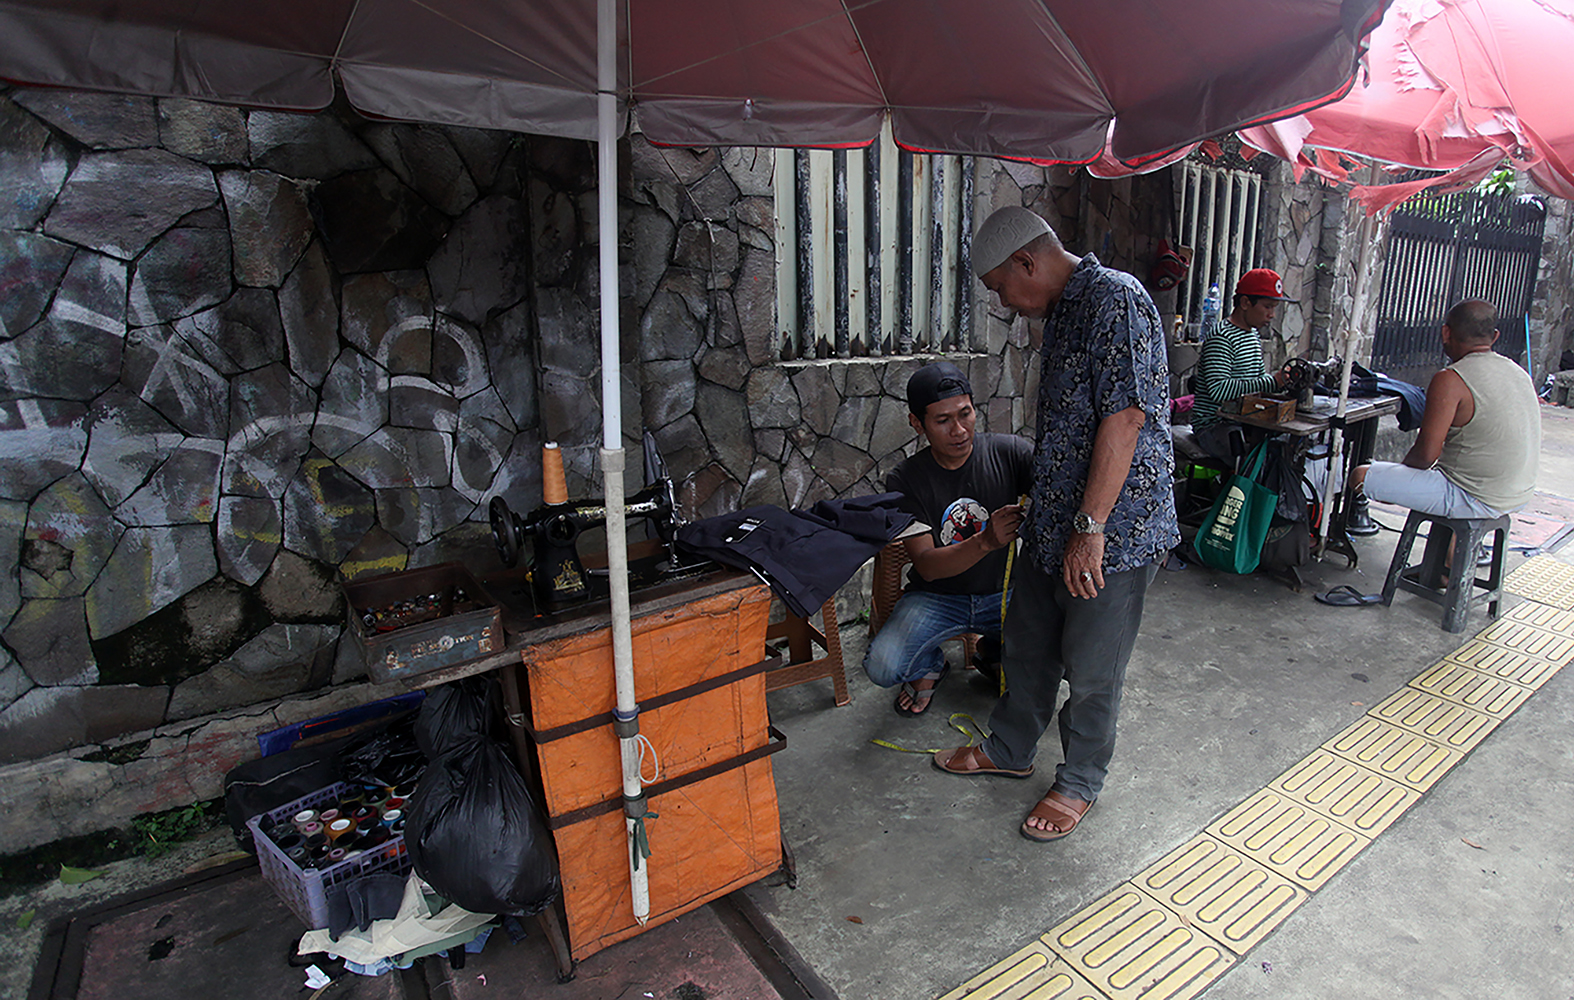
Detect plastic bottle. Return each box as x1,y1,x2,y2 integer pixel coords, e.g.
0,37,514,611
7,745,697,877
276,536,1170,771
1199,282,1221,340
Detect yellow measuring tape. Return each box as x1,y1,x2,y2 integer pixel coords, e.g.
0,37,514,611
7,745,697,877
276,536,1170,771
872,498,1025,753
998,540,1014,696
869,712,990,755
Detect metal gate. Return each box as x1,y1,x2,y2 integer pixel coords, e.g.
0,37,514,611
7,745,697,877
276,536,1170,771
1371,185,1546,386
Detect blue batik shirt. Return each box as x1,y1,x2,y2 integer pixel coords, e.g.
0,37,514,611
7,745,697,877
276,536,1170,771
1023,254,1180,575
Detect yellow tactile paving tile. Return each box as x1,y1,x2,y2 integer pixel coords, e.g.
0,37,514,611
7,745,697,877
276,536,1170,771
1204,789,1371,891
1505,553,1574,608
1132,835,1307,955
936,939,1105,1000
1409,659,1535,718
935,557,1574,1000
1323,715,1465,791
1443,638,1568,689
1472,616,1574,663
1045,886,1234,1000
1367,686,1501,754
1268,748,1421,838
1501,600,1574,633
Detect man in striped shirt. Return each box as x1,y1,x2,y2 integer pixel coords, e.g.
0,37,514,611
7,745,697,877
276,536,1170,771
1191,268,1296,461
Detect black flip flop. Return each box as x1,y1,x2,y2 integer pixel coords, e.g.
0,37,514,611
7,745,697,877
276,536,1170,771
1314,584,1384,607
893,664,949,717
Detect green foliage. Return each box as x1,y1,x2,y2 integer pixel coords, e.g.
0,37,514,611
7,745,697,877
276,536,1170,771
1475,168,1516,198
0,829,132,898
130,801,222,858
17,909,35,930
58,865,103,885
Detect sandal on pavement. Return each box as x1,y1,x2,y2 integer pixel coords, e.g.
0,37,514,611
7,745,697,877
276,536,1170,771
1020,788,1093,843
893,665,948,717
931,743,1034,779
1314,584,1383,607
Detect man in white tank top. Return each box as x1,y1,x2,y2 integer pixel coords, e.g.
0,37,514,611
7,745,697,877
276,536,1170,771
1350,299,1541,522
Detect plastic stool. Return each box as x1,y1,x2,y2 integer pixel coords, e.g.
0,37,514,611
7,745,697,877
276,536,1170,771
1381,510,1510,633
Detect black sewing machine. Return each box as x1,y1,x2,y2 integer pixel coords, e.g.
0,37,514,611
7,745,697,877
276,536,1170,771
487,433,693,613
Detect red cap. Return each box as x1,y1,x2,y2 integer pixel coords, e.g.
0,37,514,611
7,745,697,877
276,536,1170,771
1234,268,1296,301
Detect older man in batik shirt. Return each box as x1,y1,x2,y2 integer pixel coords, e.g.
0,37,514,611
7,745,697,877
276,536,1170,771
932,207,1179,843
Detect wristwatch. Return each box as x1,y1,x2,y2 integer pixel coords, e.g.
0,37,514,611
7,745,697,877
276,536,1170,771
1072,511,1105,535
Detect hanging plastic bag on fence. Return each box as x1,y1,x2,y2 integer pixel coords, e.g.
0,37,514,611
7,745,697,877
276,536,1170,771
414,676,500,761
1194,441,1278,575
405,738,561,916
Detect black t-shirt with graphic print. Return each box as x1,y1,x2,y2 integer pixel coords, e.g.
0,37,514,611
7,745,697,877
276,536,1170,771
885,432,1034,596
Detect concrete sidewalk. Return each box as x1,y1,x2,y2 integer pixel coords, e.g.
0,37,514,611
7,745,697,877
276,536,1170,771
10,406,1574,1000
748,405,1574,999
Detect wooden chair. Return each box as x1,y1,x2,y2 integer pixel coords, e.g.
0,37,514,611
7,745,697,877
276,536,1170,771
764,598,849,706
869,541,979,667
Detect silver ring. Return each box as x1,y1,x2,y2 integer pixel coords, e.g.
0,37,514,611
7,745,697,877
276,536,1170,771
1080,571,1092,580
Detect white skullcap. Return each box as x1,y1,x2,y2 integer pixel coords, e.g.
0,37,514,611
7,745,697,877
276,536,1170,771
971,207,1052,277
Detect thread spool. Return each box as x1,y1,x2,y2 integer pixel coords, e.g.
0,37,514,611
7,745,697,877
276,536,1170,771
542,442,567,505
299,821,323,837
293,809,318,827
381,808,403,828
326,818,355,844
319,808,341,824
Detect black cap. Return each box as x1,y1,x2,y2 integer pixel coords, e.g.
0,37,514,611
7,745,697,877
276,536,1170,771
906,361,973,416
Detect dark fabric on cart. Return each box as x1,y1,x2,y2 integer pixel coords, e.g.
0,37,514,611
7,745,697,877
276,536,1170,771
676,494,915,618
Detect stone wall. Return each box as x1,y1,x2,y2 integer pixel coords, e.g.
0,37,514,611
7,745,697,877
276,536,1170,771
0,88,563,767
1530,187,1574,381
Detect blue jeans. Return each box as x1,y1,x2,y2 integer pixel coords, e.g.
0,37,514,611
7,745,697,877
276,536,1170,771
862,590,1008,688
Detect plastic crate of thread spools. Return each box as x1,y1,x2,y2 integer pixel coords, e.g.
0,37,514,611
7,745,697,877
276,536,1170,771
247,781,412,929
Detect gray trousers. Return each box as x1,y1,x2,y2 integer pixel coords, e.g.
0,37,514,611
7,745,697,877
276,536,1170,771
980,558,1158,802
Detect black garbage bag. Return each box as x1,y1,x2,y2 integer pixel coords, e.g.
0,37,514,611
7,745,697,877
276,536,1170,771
338,711,426,791
405,738,561,916
415,676,500,761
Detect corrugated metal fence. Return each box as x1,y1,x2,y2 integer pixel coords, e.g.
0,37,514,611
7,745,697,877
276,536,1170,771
774,125,974,359
1373,187,1546,385
1176,162,1264,332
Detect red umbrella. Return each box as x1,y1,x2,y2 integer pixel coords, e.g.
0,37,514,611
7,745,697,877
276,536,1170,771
1240,0,1574,211
0,0,1386,165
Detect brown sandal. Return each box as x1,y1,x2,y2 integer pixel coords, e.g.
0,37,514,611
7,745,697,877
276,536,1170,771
1020,788,1092,842
931,744,1034,779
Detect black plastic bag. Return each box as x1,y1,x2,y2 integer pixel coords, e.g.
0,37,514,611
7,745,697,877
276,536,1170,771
415,676,500,761
338,711,426,790
405,738,562,916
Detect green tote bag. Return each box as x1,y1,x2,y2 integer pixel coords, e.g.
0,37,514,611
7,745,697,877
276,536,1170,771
1194,441,1277,575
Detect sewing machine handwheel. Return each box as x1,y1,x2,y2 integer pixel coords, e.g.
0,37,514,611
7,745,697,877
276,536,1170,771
489,496,521,567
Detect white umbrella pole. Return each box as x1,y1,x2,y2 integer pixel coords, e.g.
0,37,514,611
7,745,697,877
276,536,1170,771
1317,212,1377,556
1317,340,1356,553
597,0,649,926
